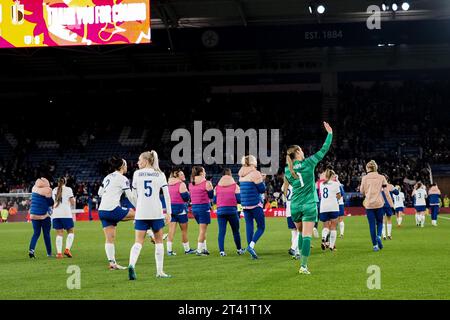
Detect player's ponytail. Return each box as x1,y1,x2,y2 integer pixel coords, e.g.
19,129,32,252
366,160,378,173
286,145,300,180
140,151,161,172
170,168,182,179
191,166,204,186
54,177,66,208
325,169,335,183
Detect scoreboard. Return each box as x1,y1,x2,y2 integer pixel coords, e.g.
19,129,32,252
0,0,151,48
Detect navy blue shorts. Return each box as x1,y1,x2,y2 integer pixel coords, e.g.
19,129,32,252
415,205,426,212
99,207,129,228
193,210,211,225
286,216,296,229
395,207,404,213
338,205,345,217
319,211,339,222
135,219,165,232
52,218,74,230
382,206,393,217
171,214,188,224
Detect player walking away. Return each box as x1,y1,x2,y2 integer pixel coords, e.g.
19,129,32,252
412,182,427,228
128,151,172,280
393,185,406,227
215,168,244,257
428,184,441,227
282,179,300,259
314,172,327,239
335,175,346,238
285,122,333,275
166,168,196,255
381,175,398,240
28,178,54,258
189,166,214,256
239,155,267,260
360,160,390,252
319,169,341,251
98,157,136,270
51,177,76,259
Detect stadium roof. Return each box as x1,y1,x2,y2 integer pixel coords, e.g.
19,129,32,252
150,0,450,29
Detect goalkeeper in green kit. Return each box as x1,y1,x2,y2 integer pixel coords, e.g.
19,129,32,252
285,122,333,275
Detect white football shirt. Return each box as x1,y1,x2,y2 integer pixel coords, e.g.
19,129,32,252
414,188,427,206
98,172,130,211
319,181,341,213
132,168,169,220
285,185,293,218
52,186,74,219
393,192,405,209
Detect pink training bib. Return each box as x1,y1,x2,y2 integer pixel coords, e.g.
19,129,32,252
216,184,237,208
189,180,210,205
169,182,185,205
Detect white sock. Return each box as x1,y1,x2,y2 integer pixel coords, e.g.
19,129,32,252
147,230,154,238
387,224,392,237
421,215,425,226
432,220,437,226
398,217,403,225
203,240,207,251
129,243,142,268
197,242,203,253
155,243,164,275
167,241,173,253
182,242,190,251
249,241,255,249
56,235,63,254
291,230,298,250
382,224,386,238
322,228,329,241
415,214,419,225
105,243,116,264
66,233,74,250
329,230,337,249
339,222,345,235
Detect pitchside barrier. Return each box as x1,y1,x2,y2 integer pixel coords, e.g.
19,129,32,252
1,193,449,222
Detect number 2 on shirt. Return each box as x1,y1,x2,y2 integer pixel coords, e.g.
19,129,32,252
144,180,153,197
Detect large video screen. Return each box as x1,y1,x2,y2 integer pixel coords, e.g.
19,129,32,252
0,0,151,48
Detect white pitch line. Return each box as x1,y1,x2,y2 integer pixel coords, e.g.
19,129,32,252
439,216,450,221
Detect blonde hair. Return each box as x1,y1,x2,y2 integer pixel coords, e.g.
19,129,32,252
366,160,378,173
396,185,401,192
286,145,301,179
241,155,257,167
141,150,161,172
324,169,336,183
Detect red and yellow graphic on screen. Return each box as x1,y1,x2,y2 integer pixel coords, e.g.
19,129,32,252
0,0,151,47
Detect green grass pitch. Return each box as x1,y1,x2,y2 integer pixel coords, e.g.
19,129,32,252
0,215,449,300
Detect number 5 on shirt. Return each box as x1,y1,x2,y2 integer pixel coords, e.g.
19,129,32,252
144,180,153,197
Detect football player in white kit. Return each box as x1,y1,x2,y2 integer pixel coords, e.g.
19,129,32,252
282,178,299,259
335,175,346,238
128,151,172,280
319,169,341,251
412,182,427,228
98,157,136,270
52,177,76,259
393,185,406,227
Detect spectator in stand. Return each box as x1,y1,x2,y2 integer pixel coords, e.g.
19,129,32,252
443,195,449,208
1,206,8,223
